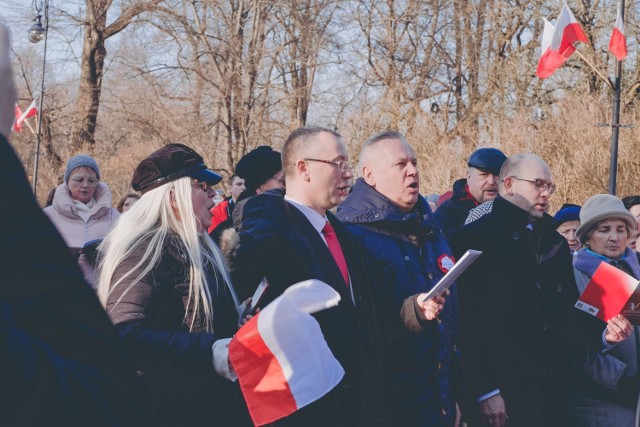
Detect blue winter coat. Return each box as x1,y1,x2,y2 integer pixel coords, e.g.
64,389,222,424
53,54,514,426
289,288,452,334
337,178,458,427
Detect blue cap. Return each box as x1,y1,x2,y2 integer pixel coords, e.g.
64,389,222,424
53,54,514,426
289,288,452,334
467,148,507,175
552,203,581,228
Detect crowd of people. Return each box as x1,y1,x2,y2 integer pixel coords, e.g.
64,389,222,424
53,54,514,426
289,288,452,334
2,20,640,427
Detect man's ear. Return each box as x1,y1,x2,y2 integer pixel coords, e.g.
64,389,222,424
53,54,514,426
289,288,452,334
297,159,310,182
502,176,514,196
362,165,375,187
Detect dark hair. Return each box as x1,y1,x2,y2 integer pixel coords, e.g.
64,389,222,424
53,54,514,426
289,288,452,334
622,195,640,210
116,192,141,213
282,126,341,177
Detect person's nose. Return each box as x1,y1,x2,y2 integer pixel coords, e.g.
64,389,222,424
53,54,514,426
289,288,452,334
206,186,215,198
567,230,576,242
487,174,498,186
406,162,418,176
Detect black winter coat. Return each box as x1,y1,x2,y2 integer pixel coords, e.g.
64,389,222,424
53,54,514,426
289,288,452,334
435,178,478,240
0,135,145,426
450,195,583,427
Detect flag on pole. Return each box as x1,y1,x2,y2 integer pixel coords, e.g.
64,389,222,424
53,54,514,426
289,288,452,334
609,2,627,61
14,99,37,132
229,279,344,426
13,103,23,132
537,3,589,79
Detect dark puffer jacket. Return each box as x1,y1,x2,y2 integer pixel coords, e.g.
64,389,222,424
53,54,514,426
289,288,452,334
435,178,478,240
337,178,459,426
105,236,250,427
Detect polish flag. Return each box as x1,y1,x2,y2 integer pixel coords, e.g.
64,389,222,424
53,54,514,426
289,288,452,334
609,3,627,61
575,262,640,324
537,3,589,79
13,103,23,132
14,99,37,131
229,279,344,426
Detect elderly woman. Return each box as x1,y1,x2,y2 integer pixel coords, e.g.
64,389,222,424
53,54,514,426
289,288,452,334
569,194,639,426
97,144,249,426
43,154,119,254
552,203,582,254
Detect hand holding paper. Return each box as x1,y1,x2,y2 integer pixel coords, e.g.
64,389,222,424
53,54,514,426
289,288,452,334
604,314,633,344
422,249,482,302
418,289,450,320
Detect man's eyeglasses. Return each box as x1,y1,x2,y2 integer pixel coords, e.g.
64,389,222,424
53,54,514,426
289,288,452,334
192,181,211,192
510,176,556,194
304,158,351,172
70,177,98,187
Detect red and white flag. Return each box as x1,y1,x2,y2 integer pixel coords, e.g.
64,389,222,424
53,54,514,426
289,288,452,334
609,2,627,61
537,3,589,79
13,103,23,132
229,279,344,426
14,99,37,131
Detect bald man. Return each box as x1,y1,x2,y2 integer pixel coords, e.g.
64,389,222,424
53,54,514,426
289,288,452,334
337,131,458,426
449,153,588,427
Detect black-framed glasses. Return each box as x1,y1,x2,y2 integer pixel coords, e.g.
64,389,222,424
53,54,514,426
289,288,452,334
510,176,556,194
192,181,211,193
304,158,351,172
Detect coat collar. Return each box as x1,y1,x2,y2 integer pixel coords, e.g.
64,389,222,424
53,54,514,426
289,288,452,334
491,195,554,233
337,178,432,226
51,182,114,220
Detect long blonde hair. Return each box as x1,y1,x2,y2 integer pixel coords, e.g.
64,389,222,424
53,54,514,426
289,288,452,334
97,177,239,332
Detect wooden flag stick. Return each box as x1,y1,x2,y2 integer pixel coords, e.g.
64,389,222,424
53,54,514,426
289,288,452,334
574,49,613,88
24,118,36,135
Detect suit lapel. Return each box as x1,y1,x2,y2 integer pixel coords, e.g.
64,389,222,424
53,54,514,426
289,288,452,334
286,203,355,307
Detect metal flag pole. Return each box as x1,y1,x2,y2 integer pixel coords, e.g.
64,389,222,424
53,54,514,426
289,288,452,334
29,0,49,197
608,0,624,195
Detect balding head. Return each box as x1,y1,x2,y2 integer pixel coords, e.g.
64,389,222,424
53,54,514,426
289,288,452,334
359,131,419,213
499,153,554,221
359,131,411,171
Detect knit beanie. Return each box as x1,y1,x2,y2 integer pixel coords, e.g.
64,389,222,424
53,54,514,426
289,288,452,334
64,154,100,183
235,146,282,193
552,203,581,229
576,194,636,243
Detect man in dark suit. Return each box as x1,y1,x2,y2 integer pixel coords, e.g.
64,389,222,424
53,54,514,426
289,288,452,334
229,126,389,426
450,153,619,427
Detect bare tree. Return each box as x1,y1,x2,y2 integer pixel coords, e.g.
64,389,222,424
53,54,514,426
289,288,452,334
71,0,163,151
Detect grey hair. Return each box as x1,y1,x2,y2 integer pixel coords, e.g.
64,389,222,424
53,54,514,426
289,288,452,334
359,131,411,171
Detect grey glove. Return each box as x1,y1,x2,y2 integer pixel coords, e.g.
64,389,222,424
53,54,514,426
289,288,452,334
0,21,16,138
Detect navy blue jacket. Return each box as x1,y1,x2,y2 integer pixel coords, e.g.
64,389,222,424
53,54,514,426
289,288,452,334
337,178,458,426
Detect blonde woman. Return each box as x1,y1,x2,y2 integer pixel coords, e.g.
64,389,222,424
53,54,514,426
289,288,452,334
97,144,250,426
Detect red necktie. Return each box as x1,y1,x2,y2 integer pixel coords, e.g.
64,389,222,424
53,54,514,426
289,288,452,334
322,221,350,288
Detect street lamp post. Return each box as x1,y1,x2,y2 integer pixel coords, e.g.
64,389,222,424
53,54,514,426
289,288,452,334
29,0,49,197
